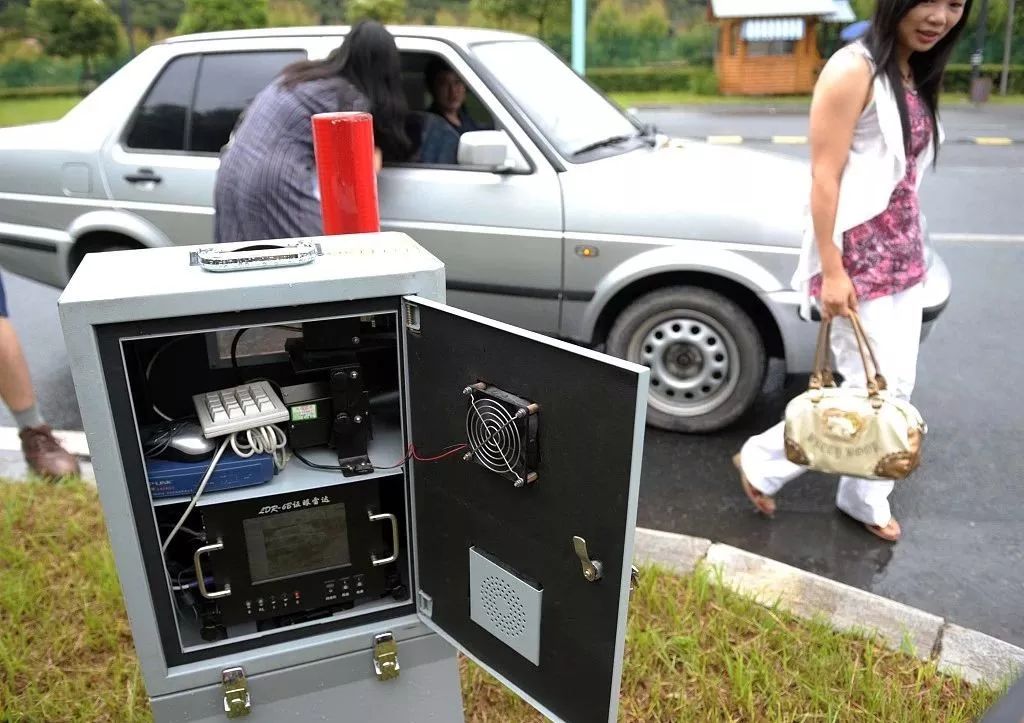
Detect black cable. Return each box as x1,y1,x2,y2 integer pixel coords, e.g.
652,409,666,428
145,336,189,421
291,447,345,471
231,325,300,376
291,393,523,474
230,328,248,379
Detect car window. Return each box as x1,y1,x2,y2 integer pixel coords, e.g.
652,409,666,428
125,55,199,152
189,50,306,154
125,50,305,154
398,51,495,168
473,40,640,160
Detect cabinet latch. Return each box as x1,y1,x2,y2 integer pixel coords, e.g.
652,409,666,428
373,632,401,681
221,666,251,718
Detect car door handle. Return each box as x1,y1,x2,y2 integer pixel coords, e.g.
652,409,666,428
124,169,162,184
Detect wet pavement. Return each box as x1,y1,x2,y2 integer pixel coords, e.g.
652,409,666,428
639,240,1024,648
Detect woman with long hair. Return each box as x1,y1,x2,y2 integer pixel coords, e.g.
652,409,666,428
214,20,413,243
734,0,971,542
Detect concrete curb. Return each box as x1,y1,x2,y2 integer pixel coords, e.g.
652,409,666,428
633,527,1024,687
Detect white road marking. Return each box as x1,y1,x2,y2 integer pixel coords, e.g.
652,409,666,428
932,233,1024,244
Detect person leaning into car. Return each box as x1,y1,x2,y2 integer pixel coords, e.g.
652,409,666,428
732,0,971,543
213,20,413,243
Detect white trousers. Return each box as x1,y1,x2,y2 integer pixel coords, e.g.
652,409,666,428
740,284,924,527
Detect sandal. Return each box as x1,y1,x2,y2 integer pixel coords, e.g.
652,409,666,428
864,518,902,542
733,453,776,518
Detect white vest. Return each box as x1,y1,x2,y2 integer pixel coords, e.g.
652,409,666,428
794,42,945,315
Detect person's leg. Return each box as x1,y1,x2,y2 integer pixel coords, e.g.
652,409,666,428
832,285,923,537
0,317,36,414
739,420,807,498
0,273,80,479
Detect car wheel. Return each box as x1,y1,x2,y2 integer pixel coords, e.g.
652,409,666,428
70,235,141,276
606,286,766,433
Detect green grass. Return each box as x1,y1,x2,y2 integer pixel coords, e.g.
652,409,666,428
0,479,1002,722
0,95,80,128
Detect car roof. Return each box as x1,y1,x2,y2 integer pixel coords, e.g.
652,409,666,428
163,25,531,48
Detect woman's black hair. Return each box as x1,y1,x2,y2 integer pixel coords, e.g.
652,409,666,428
863,0,973,161
280,20,413,161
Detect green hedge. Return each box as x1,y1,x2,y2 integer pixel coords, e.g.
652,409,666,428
587,65,718,95
3,58,1019,99
586,62,1022,96
0,84,83,99
0,56,126,89
944,64,1024,94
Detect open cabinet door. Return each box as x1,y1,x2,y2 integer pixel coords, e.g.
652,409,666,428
402,296,649,723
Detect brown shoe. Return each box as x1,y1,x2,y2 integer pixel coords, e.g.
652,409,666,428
20,425,81,480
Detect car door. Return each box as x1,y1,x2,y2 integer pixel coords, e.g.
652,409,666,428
100,40,310,246
377,38,564,335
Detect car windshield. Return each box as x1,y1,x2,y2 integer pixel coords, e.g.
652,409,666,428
472,40,641,160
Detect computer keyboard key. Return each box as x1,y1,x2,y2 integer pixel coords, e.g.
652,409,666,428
193,380,290,437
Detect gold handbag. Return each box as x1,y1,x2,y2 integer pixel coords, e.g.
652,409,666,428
783,313,926,480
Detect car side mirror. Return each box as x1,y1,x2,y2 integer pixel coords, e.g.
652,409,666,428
457,130,514,172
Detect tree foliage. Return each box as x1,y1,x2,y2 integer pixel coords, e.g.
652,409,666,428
176,0,268,34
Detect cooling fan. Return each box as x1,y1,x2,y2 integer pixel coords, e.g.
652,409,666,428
463,382,540,488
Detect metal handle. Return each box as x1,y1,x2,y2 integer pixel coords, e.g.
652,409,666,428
124,169,162,184
368,511,399,567
193,542,231,599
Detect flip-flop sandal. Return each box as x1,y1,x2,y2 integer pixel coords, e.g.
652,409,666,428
864,518,902,542
733,453,776,518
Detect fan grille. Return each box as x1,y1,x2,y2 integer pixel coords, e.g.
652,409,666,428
466,397,521,476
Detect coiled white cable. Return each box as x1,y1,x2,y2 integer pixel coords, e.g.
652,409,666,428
160,425,288,556
231,424,288,471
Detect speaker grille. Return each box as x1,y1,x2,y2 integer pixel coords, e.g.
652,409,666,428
469,547,543,665
480,575,527,638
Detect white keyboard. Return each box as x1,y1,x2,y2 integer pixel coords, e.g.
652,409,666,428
193,381,289,438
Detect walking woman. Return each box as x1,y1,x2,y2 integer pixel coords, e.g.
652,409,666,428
734,0,971,542
214,20,414,243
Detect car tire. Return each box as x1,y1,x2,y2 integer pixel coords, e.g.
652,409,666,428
606,286,766,433
70,235,141,276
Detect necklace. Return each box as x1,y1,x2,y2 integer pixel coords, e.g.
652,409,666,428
901,69,917,93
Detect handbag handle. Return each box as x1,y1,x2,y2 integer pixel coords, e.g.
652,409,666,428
809,319,836,389
809,312,887,395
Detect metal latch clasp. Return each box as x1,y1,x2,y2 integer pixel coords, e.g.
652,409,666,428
572,536,603,582
221,666,251,718
373,632,400,681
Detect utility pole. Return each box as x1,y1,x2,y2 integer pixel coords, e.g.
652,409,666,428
571,0,586,75
1001,0,1017,95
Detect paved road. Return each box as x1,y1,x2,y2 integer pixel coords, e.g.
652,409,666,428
639,103,1024,236
1,107,1021,647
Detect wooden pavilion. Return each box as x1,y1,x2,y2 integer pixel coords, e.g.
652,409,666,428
708,0,856,95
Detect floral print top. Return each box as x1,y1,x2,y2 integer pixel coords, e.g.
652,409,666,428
811,87,932,302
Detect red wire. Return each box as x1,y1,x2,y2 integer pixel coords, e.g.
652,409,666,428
412,444,468,462
379,442,468,468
